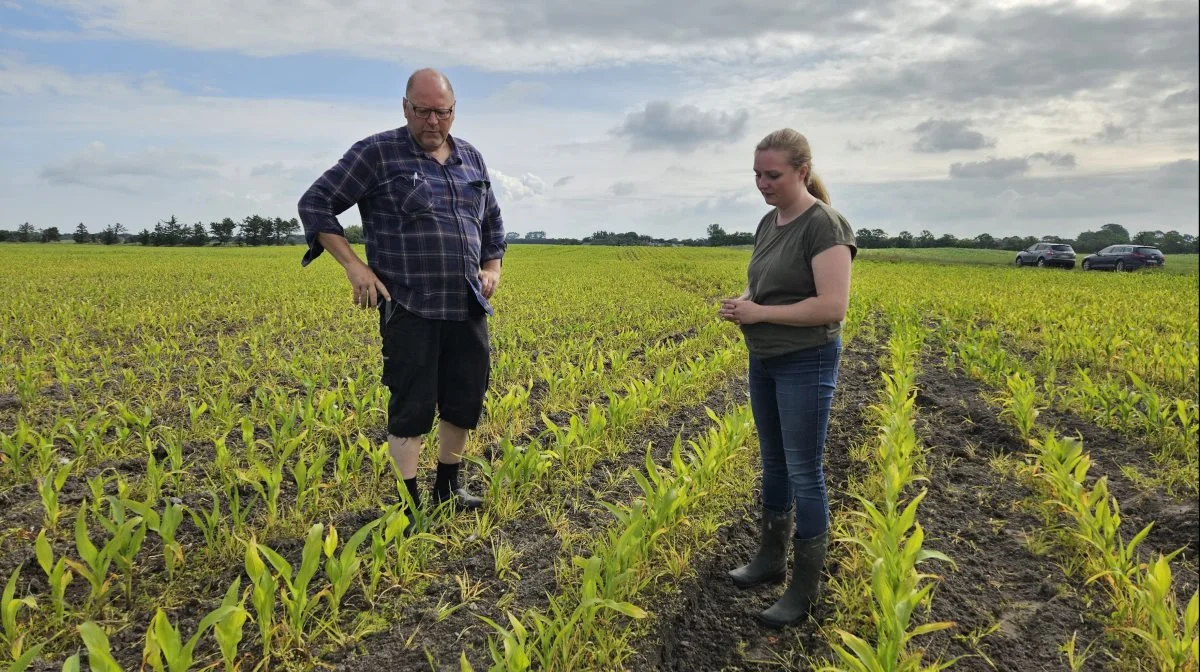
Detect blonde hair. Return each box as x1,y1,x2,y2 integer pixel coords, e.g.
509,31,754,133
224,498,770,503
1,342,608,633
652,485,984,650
756,128,830,205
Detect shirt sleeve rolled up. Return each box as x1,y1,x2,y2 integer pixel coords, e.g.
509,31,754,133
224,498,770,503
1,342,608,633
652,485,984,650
297,137,381,267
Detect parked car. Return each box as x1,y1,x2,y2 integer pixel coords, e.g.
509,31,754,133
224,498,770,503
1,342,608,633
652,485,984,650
1081,245,1166,271
1015,242,1077,269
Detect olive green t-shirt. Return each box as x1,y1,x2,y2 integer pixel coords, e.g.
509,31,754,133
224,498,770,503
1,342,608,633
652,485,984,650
740,202,858,359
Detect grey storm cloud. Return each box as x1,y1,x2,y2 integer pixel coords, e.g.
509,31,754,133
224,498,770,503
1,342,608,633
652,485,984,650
812,1,1198,109
614,101,750,152
39,142,221,191
950,150,1078,178
1162,87,1199,108
911,119,996,153
1073,122,1129,145
481,0,888,44
609,181,637,196
1028,152,1076,168
845,138,884,152
949,157,1030,179
1155,159,1199,189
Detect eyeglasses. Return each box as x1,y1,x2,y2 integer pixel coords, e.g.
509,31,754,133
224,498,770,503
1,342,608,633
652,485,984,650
408,101,454,120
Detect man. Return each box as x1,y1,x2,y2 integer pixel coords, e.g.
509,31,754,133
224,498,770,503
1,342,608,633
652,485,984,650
297,68,506,525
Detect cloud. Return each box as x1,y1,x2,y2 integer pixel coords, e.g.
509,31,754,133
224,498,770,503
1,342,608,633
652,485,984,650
609,181,637,196
911,119,995,153
488,81,549,104
1155,159,1199,189
1161,88,1198,109
43,0,887,71
553,176,574,187
1073,122,1128,145
845,139,884,152
803,1,1197,118
949,157,1030,179
1028,152,1076,168
39,141,222,192
489,170,546,201
613,101,749,152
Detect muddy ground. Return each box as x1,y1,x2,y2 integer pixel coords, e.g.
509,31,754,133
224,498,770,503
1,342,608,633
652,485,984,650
625,342,1198,671
324,379,752,671
628,335,886,672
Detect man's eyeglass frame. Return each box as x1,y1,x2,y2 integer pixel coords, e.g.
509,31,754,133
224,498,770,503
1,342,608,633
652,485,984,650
407,100,455,120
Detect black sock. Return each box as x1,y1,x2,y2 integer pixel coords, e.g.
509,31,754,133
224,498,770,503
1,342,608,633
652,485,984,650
433,460,460,497
403,477,421,510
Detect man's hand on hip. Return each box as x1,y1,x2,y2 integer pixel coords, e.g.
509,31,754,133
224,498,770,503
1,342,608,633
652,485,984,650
478,267,500,299
346,261,392,308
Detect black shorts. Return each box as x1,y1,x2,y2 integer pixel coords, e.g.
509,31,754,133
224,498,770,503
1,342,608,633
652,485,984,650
379,300,491,437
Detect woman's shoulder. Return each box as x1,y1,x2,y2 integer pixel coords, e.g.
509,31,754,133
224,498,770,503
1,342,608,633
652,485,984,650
808,201,850,227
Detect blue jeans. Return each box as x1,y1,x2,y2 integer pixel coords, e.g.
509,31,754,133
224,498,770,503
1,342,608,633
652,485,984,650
749,338,842,540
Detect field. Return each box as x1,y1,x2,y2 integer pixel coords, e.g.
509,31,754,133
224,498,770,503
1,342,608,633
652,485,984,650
1,244,1197,672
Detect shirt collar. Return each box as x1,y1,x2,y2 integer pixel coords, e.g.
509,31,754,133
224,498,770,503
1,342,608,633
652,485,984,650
403,125,463,165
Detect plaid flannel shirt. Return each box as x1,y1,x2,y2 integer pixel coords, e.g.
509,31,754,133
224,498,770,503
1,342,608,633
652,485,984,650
298,126,507,320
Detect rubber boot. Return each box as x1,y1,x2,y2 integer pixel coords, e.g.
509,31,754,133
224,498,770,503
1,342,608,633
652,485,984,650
728,507,793,588
757,532,828,629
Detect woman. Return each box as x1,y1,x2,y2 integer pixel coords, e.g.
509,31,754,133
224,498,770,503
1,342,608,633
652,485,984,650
719,128,857,628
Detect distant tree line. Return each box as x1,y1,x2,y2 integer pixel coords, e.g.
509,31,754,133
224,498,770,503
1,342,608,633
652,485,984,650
852,223,1199,254
4,218,1197,255
0,215,300,247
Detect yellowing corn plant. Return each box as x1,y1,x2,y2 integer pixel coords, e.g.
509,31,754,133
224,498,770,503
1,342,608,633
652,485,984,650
0,244,1194,670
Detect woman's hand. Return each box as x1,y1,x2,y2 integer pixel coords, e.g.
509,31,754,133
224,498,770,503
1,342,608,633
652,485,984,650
719,298,762,325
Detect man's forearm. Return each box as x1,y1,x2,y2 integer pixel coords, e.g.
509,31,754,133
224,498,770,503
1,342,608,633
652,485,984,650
319,232,365,269
482,257,502,272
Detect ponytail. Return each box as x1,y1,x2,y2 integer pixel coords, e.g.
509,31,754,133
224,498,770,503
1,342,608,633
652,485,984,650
807,171,830,205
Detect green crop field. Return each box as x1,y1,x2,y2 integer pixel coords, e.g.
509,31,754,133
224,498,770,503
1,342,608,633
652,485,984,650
1,244,1196,671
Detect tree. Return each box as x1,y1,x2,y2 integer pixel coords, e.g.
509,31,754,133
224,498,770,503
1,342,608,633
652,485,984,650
1101,223,1130,242
151,215,186,246
0,230,9,242
270,217,299,245
17,222,35,242
706,223,727,246
916,230,936,248
893,231,913,248
1132,230,1162,246
209,218,236,245
505,232,522,241
73,223,91,244
136,229,151,246
344,225,365,244
936,233,959,248
100,223,124,245
973,233,997,249
41,226,60,243
187,222,209,246
238,215,268,246
1160,230,1189,254
526,231,547,240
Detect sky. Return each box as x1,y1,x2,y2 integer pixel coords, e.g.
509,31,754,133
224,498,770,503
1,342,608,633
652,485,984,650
1,0,1197,241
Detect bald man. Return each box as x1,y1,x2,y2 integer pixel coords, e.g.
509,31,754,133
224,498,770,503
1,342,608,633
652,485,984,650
298,69,507,530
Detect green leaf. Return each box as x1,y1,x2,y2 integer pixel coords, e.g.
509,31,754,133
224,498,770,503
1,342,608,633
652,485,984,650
35,531,53,576
77,622,123,672
7,641,44,672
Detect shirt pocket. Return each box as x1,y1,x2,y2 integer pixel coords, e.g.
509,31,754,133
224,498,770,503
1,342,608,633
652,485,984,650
465,179,490,223
381,171,435,217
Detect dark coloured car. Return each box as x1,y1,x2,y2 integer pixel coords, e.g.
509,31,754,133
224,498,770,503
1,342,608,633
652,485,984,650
1081,245,1166,271
1015,242,1077,269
